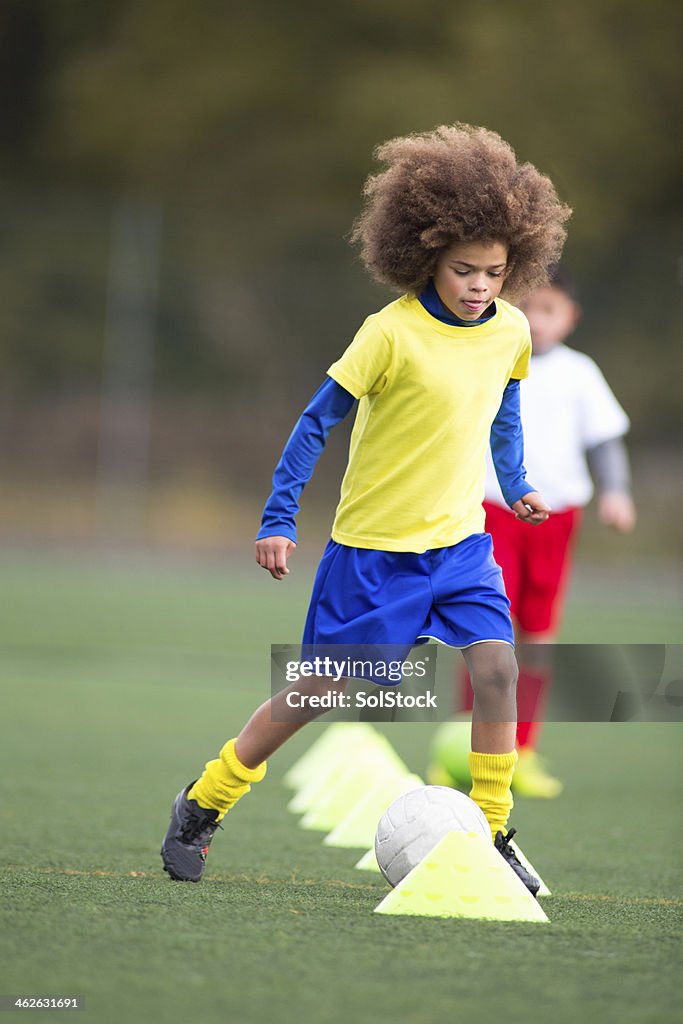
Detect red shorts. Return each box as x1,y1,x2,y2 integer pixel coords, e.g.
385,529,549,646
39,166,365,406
483,501,582,636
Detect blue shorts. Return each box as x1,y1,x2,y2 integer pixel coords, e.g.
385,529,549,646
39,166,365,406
302,532,514,652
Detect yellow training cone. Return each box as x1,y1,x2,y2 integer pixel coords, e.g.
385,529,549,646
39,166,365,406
355,848,381,872
287,730,387,814
282,723,379,791
299,738,409,832
374,831,549,922
324,773,425,849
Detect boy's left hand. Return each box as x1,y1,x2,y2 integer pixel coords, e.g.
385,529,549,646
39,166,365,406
512,491,551,525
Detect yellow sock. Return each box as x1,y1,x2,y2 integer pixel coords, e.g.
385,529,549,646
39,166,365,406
188,738,267,821
468,749,518,840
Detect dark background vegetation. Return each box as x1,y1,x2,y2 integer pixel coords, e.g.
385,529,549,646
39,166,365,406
0,0,681,554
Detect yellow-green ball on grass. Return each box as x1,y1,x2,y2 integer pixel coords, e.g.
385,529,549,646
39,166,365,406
429,718,472,789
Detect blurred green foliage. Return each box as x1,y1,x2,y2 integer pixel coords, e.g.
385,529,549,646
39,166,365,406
0,0,681,447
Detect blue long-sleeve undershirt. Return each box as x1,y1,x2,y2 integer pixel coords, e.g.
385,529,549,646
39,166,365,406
489,378,533,506
257,283,532,542
256,377,355,543
419,278,497,327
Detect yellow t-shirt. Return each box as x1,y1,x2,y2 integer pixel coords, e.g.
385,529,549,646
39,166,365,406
326,294,531,553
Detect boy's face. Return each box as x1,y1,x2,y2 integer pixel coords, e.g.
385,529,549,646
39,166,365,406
519,286,581,354
433,240,508,321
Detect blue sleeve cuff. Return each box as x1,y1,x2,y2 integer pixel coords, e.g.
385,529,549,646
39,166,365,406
256,522,298,544
504,480,536,507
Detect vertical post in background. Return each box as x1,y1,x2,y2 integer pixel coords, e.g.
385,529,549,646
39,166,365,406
96,198,162,539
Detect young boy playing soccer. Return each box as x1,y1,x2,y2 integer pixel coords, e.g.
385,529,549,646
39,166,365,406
433,266,636,797
160,124,571,893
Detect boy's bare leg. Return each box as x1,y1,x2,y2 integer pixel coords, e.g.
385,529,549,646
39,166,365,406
235,676,347,768
161,674,348,881
463,641,517,752
462,641,518,840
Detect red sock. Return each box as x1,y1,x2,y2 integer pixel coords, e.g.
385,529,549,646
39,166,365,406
459,666,474,714
516,668,551,750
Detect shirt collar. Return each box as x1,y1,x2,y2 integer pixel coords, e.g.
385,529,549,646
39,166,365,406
419,278,496,327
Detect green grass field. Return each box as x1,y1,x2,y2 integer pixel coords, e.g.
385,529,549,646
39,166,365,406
1,552,681,1024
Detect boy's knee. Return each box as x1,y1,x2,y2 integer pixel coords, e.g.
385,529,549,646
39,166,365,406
470,650,518,698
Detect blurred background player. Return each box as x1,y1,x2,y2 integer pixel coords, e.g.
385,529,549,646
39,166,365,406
430,265,636,797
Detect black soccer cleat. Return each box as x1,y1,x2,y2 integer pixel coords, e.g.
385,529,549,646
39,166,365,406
161,782,223,882
494,827,541,897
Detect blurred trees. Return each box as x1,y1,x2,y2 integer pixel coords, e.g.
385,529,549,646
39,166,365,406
7,1,679,235
0,0,681,450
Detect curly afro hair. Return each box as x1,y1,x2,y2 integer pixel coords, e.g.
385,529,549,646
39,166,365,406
350,123,572,300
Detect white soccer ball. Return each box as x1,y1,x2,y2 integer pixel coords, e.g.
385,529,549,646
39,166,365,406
375,785,490,887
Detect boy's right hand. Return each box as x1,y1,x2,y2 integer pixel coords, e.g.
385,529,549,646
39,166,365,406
512,491,552,525
255,536,297,581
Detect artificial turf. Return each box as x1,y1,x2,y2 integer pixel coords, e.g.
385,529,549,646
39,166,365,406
1,553,680,1024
